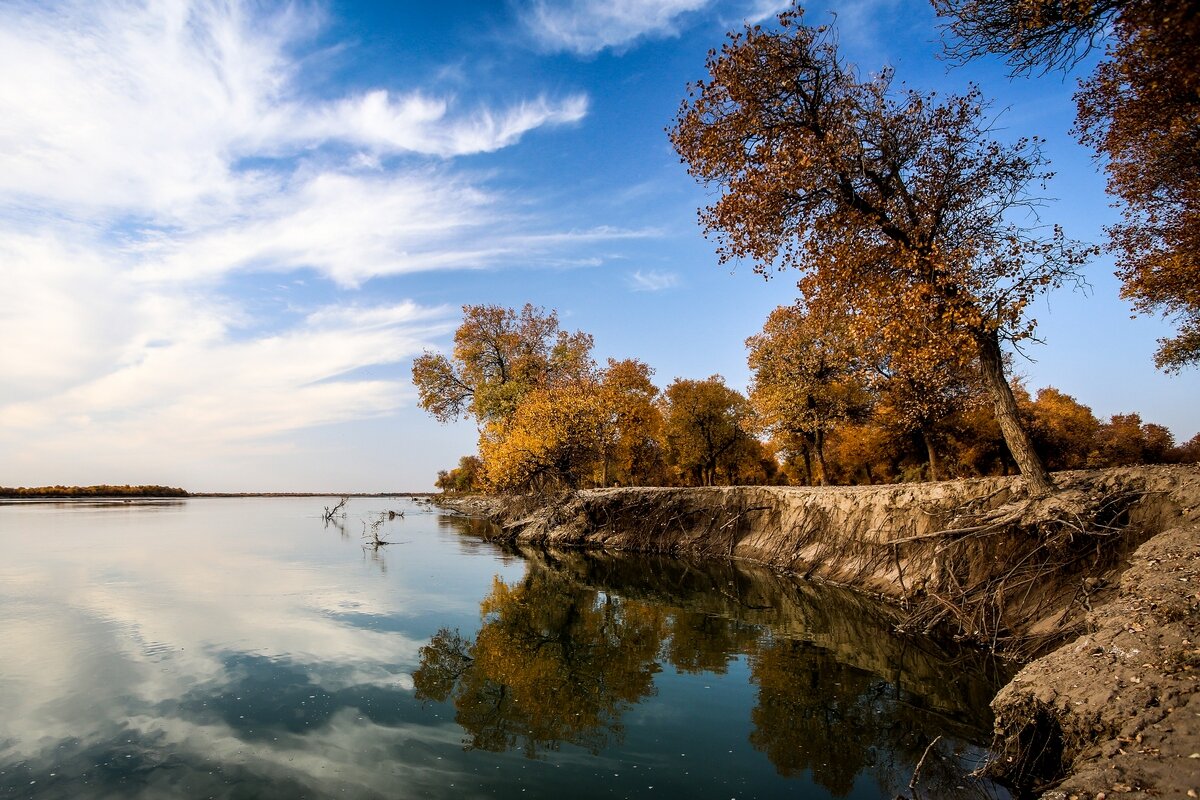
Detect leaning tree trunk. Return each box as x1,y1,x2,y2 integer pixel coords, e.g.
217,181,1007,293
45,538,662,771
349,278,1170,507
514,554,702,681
920,427,940,482
975,329,1054,496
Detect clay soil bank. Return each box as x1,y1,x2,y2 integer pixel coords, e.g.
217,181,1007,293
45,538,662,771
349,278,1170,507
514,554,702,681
438,465,1200,798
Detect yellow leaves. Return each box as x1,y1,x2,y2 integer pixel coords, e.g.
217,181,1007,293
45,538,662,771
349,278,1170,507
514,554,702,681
480,383,606,492
413,304,596,428
660,375,763,486
746,303,865,442
414,570,667,756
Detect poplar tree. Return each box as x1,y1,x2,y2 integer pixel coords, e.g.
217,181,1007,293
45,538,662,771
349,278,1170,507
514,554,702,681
670,10,1092,495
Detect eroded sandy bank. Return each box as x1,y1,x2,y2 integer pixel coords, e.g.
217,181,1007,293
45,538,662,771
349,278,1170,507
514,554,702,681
436,465,1200,797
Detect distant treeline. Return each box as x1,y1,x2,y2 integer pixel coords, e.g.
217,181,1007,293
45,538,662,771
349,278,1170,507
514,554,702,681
0,485,189,498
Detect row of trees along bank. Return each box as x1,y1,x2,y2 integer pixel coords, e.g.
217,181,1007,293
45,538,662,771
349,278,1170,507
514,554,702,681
413,303,1199,494
418,3,1198,496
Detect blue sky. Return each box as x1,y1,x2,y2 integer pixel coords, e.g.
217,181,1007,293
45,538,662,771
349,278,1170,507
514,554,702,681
1,0,1196,492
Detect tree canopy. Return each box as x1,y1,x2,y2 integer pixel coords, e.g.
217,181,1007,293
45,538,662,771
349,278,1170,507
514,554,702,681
411,304,594,425
670,9,1093,495
934,0,1200,370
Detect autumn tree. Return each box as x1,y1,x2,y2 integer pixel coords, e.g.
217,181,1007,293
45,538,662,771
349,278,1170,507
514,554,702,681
671,9,1092,495
866,332,987,481
596,358,668,486
1020,386,1100,471
661,376,755,486
746,305,868,484
435,455,485,493
1172,433,1200,464
934,0,1200,370
412,304,594,425
415,306,670,494
478,382,606,492
1087,412,1175,467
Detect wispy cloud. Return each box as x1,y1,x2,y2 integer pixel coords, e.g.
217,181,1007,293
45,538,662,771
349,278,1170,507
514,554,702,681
521,0,795,55
626,269,681,292
523,0,710,54
0,0,616,475
0,0,587,225
281,91,589,158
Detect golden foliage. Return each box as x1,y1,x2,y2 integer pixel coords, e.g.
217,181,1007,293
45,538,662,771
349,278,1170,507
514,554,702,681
936,0,1200,370
596,358,667,486
411,304,594,425
414,306,674,494
670,7,1093,494
435,455,485,494
660,375,755,486
479,383,608,492
746,304,867,484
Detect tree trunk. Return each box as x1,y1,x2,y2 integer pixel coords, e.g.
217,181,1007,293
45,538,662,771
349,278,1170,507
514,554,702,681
975,329,1054,496
920,427,940,482
814,430,829,486
801,443,814,486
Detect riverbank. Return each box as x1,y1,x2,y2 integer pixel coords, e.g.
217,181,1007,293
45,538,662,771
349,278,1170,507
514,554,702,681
435,465,1200,797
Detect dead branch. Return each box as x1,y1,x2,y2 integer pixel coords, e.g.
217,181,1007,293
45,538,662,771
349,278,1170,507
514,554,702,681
910,735,943,793
323,496,348,524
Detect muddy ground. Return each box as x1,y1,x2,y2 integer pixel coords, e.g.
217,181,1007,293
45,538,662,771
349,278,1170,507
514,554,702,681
435,465,1200,797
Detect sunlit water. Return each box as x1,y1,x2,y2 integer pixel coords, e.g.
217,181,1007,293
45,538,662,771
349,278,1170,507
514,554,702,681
0,498,1012,799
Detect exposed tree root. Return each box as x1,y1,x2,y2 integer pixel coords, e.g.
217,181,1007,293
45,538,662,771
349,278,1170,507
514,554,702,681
896,483,1157,658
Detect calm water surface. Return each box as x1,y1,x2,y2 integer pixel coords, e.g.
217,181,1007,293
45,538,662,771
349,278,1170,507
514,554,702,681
0,498,1011,799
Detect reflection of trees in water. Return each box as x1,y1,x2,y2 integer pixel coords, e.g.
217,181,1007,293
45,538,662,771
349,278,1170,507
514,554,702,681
435,514,524,562
412,570,666,756
664,608,759,675
750,635,1003,799
413,552,1005,796
750,636,876,793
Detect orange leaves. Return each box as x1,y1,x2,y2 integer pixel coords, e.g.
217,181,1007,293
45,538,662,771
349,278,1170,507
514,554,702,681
938,0,1199,369
671,8,1094,490
416,305,674,493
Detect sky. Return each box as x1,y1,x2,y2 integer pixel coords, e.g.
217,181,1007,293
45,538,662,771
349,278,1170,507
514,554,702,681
1,0,1197,492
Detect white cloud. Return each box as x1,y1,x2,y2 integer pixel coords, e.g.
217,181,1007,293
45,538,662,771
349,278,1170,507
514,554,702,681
0,0,627,475
0,227,453,452
523,0,710,54
521,0,795,55
294,90,589,157
627,269,681,292
137,170,510,286
0,0,587,225
741,0,791,23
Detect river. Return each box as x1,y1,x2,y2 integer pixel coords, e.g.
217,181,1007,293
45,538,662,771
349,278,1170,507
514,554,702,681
0,497,1011,799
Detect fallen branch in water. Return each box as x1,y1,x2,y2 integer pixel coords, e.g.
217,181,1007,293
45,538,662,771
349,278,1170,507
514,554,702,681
362,512,393,548
909,735,942,794
323,496,348,524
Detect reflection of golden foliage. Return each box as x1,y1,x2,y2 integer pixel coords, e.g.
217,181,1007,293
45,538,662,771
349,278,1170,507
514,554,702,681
413,571,667,756
413,544,1007,790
